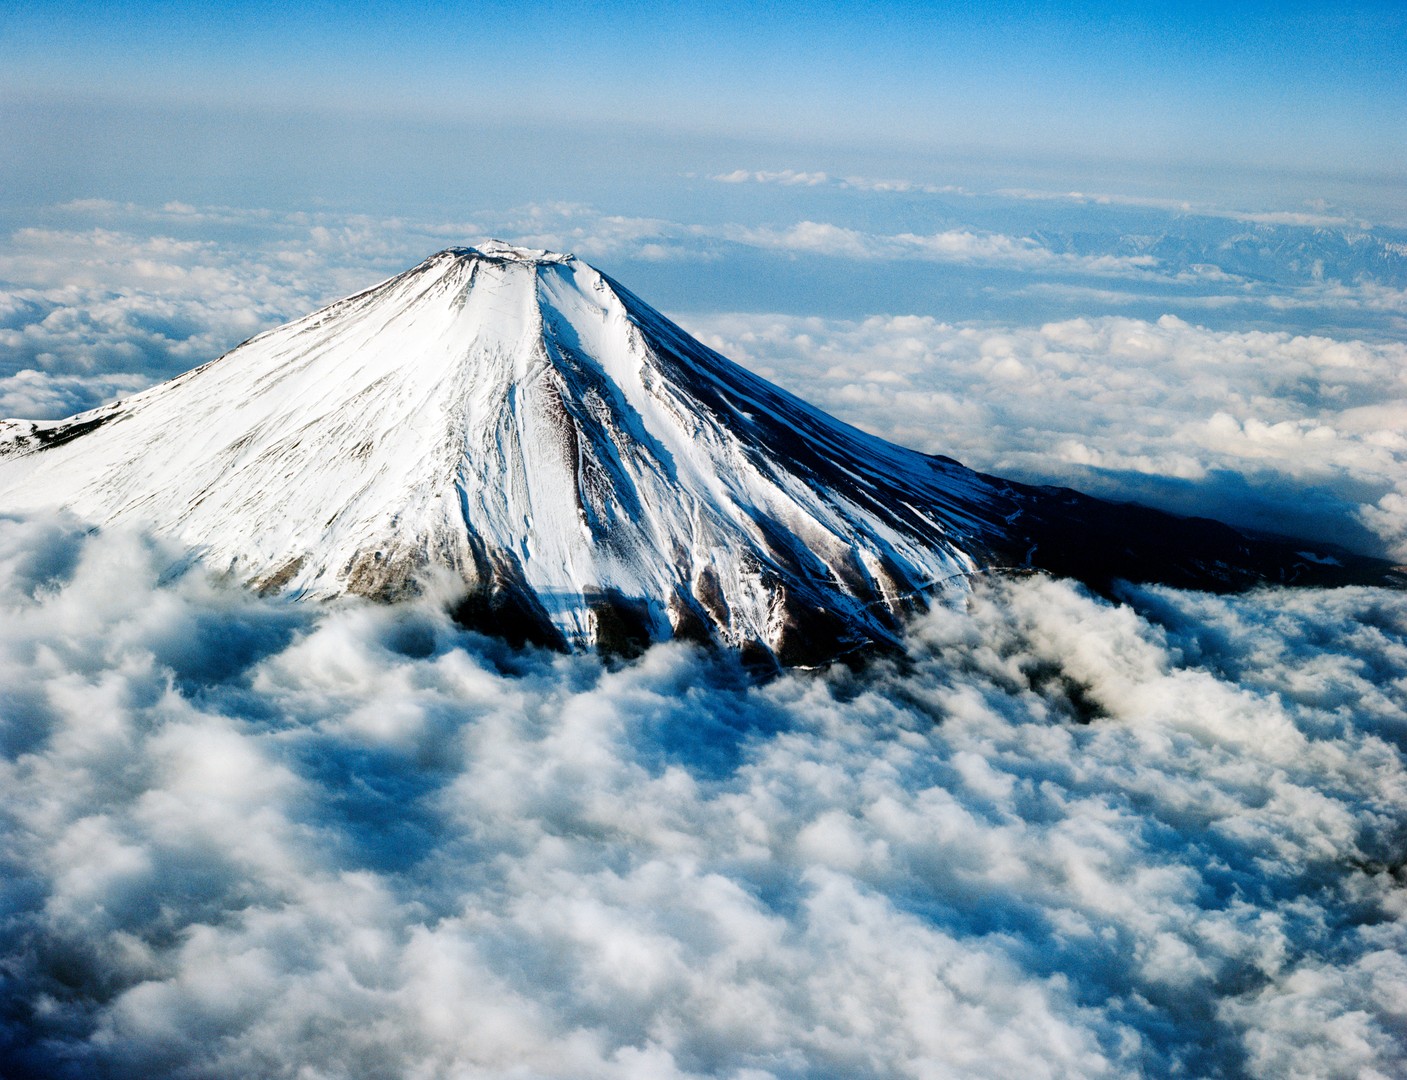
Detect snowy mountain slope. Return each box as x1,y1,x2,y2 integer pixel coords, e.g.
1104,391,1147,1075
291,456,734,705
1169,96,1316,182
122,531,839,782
0,243,1399,662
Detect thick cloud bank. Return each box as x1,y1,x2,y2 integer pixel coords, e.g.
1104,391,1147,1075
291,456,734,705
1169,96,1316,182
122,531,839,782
1,516,1405,1079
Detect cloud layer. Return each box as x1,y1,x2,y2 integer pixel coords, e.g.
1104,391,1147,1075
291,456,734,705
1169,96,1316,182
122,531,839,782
4,187,1405,415
1,516,1405,1078
0,205,512,416
685,312,1407,559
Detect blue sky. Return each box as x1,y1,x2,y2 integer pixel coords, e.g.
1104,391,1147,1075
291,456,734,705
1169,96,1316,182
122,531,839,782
3,0,1403,193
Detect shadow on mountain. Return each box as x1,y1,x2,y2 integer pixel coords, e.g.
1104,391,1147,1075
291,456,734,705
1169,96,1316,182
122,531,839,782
988,475,1407,597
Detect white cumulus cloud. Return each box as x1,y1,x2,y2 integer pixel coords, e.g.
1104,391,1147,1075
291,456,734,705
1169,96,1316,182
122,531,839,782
0,516,1404,1078
683,312,1407,558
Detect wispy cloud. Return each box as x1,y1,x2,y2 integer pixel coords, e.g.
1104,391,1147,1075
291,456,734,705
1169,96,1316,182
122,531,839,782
712,172,1380,230
712,169,966,195
996,187,1368,228
722,221,1159,274
714,168,831,187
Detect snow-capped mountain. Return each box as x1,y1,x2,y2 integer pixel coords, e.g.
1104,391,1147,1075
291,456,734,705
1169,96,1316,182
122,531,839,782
0,243,1398,662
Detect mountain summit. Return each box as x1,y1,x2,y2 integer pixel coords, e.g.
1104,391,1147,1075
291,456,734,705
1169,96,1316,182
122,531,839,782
0,243,1398,662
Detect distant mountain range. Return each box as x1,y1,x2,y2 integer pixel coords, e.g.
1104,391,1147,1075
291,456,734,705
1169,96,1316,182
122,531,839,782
1,243,1399,663
1034,222,1407,288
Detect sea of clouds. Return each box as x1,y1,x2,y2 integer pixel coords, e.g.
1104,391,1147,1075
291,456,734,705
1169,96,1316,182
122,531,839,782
2,191,1406,1077
1,515,1405,1078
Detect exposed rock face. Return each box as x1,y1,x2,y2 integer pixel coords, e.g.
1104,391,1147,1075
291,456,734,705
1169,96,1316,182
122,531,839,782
1,242,1399,662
